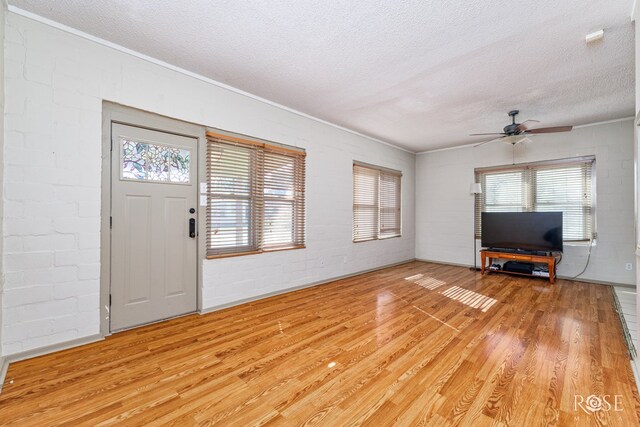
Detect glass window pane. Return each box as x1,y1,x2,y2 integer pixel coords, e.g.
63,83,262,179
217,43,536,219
169,148,190,183
263,152,296,248
122,140,147,180
210,198,251,248
263,200,294,246
535,167,587,241
208,142,258,255
484,172,523,211
121,138,190,184
147,143,169,181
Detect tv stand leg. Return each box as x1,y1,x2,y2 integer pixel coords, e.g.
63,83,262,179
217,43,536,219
549,259,555,284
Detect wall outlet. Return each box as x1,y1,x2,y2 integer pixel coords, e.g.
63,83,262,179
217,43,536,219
625,263,633,271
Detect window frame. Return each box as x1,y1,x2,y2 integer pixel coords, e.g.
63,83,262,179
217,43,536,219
206,130,306,258
262,147,306,252
353,161,402,243
474,156,596,243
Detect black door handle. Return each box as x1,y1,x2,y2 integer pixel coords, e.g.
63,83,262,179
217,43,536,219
189,218,196,238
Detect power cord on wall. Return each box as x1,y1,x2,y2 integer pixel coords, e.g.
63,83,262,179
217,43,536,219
571,237,594,279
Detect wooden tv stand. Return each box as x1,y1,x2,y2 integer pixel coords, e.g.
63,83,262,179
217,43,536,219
480,249,561,284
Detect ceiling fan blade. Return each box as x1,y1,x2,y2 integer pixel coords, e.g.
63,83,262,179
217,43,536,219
469,132,506,136
474,137,502,147
515,119,540,132
526,126,573,134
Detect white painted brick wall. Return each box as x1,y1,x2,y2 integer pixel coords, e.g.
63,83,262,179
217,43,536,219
0,2,5,359
1,13,416,355
416,120,635,285
636,5,640,364
637,8,640,116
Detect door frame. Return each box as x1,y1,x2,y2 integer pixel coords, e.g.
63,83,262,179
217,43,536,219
101,102,207,336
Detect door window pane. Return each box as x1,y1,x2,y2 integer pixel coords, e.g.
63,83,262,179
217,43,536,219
121,138,190,184
122,140,147,180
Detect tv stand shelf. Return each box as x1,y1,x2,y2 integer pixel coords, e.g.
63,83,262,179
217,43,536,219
480,249,561,284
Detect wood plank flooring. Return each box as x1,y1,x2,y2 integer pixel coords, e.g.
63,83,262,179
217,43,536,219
1,261,639,426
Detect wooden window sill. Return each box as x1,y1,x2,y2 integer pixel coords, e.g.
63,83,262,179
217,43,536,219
207,245,305,259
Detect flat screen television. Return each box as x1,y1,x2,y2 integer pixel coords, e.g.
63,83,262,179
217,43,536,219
481,212,563,253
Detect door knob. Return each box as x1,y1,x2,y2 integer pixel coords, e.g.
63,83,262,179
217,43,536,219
189,218,196,238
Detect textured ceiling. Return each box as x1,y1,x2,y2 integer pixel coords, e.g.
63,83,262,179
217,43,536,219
9,0,635,152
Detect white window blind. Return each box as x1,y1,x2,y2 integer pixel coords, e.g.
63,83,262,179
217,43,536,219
207,132,305,257
483,171,527,213
353,165,379,242
353,163,401,242
207,141,262,256
534,165,592,241
263,148,306,250
475,156,594,241
380,172,401,238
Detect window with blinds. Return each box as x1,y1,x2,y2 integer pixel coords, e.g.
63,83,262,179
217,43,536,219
474,156,595,241
353,163,402,242
207,131,306,257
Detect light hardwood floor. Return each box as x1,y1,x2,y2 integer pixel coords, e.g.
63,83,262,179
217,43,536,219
1,261,639,426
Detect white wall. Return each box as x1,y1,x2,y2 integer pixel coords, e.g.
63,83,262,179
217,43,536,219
0,1,6,361
1,13,415,355
636,8,639,116
416,119,635,285
633,2,640,367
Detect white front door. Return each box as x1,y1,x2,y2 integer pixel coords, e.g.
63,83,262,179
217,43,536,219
110,123,198,331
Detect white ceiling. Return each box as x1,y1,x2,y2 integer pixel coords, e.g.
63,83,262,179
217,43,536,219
9,0,636,152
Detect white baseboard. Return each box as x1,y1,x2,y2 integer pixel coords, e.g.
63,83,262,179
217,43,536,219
5,334,104,364
609,283,637,290
415,258,474,268
0,334,103,394
556,275,634,288
0,357,8,393
200,258,416,315
631,358,640,393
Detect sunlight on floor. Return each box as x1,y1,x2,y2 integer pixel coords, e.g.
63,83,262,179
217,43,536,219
440,286,498,312
404,273,447,290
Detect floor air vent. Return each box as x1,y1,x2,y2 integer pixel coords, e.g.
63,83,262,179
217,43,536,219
611,286,637,360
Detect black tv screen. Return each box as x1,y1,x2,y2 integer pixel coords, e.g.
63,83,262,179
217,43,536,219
481,212,563,252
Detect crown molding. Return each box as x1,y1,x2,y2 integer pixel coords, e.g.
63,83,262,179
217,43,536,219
7,6,415,154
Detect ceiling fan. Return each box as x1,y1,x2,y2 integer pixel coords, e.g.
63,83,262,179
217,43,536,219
471,110,573,147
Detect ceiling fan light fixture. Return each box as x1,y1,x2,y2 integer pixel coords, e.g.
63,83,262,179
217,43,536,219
500,135,530,145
